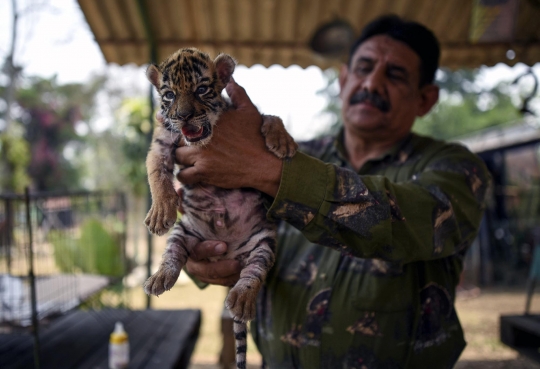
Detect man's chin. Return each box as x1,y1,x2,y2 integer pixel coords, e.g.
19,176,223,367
344,116,391,134
344,112,387,133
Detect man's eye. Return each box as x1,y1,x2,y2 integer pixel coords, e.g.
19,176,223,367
355,67,371,75
388,72,406,81
196,86,208,94
164,91,175,99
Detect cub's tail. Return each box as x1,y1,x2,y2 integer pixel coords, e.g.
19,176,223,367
233,319,247,369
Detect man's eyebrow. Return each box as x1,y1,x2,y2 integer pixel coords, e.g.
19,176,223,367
355,56,374,65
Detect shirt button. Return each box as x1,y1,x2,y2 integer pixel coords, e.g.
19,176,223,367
320,273,326,280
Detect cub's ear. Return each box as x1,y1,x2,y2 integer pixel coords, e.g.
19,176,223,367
146,64,161,88
214,53,236,86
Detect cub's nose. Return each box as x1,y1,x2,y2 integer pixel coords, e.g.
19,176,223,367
176,111,193,121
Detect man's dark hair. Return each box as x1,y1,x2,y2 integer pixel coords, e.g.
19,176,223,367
349,15,440,86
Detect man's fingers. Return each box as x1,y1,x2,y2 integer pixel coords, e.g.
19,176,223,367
176,187,184,214
225,79,253,109
197,274,240,287
189,241,227,261
176,166,201,185
174,146,202,184
186,241,242,287
185,259,241,287
175,146,197,166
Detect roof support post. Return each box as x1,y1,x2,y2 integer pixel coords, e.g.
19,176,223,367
136,0,157,310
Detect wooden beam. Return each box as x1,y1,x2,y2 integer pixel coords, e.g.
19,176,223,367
95,38,310,49
93,38,540,51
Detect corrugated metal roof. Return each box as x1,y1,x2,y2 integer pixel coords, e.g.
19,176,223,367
78,0,540,69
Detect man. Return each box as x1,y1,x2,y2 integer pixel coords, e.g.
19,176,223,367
174,15,491,368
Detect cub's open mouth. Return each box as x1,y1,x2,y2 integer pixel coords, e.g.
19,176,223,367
181,123,211,143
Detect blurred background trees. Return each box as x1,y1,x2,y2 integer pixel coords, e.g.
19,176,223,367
0,65,149,194
0,0,150,195
17,75,105,190
414,68,526,140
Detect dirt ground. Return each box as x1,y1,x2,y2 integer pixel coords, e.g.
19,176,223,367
453,286,540,369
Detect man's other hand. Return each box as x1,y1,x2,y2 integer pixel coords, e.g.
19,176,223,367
185,241,241,287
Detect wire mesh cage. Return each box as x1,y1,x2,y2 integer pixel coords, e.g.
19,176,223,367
0,190,127,328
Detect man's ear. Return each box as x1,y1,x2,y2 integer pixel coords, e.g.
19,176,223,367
417,84,439,117
338,64,349,90
338,63,350,101
146,64,161,88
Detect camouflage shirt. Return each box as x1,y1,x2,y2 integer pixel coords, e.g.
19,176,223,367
251,131,491,369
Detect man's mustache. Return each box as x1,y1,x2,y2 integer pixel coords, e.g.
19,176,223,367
349,90,390,112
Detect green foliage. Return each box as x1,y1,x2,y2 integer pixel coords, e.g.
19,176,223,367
16,75,106,120
49,218,124,277
413,68,522,140
16,75,107,190
0,74,107,191
0,122,31,192
115,97,152,197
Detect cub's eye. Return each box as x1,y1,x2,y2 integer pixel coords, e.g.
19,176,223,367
196,86,208,95
164,91,175,100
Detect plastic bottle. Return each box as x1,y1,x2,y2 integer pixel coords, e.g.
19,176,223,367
109,321,129,369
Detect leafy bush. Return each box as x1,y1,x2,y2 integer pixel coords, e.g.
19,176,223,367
50,218,124,276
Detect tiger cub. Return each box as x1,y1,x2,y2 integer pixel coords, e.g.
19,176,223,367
143,47,297,369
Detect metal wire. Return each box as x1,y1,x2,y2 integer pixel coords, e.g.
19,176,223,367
0,190,129,329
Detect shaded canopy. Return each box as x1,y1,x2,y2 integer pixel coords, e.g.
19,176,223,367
78,0,540,69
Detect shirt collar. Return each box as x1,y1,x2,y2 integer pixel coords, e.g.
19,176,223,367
331,128,416,170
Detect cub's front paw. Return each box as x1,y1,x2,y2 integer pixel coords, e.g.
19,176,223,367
143,264,180,296
145,199,178,236
261,115,298,159
225,280,259,322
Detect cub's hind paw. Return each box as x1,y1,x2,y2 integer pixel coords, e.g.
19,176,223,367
144,201,178,236
261,115,298,159
143,265,180,296
225,281,259,322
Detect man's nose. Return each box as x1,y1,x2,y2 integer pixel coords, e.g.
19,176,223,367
362,66,385,94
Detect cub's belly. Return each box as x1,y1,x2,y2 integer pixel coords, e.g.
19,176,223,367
182,186,272,258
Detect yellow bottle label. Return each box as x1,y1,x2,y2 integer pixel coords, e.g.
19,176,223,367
110,332,128,344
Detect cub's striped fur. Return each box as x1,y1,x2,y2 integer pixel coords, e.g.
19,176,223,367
143,48,297,369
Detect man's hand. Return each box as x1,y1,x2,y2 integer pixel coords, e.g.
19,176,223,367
185,241,241,286
174,79,283,197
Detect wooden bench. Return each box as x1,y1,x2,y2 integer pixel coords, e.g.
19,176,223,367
0,309,201,369
500,244,540,363
500,314,540,363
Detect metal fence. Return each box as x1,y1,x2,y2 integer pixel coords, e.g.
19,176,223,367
0,190,127,328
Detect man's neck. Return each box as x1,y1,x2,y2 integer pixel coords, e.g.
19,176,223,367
344,129,407,171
